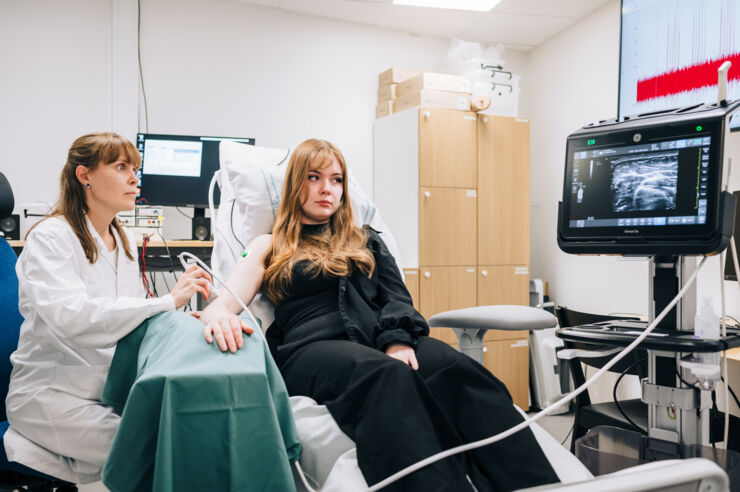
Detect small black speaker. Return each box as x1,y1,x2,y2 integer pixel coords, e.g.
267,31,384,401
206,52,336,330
192,216,211,241
0,214,19,240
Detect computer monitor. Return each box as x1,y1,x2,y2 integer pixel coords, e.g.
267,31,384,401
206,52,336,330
136,133,255,209
558,101,738,255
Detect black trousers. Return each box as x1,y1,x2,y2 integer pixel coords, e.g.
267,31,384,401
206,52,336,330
280,336,559,492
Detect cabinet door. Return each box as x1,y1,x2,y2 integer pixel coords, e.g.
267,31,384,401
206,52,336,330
478,265,530,341
419,109,477,188
483,338,530,410
419,266,477,344
477,115,530,266
403,269,420,310
419,187,476,266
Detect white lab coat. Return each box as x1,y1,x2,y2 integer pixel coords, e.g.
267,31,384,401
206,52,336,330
5,216,175,483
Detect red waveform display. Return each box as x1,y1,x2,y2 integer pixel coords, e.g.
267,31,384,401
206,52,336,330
636,52,740,102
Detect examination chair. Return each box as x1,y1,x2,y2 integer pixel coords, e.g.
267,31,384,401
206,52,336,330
554,306,648,453
212,142,731,491
0,172,77,491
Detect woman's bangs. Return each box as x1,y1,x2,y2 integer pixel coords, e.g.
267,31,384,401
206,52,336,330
100,136,142,170
310,149,339,171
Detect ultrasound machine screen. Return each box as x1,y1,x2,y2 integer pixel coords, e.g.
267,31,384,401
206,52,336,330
569,133,712,230
558,109,736,256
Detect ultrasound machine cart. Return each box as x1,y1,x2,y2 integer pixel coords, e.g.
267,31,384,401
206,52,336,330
555,91,740,488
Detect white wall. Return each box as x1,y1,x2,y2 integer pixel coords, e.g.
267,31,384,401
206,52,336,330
136,0,454,237
0,0,125,234
3,0,526,239
522,0,740,320
521,0,651,316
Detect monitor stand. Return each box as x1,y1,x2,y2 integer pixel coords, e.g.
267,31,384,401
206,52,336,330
643,255,710,445
191,207,211,241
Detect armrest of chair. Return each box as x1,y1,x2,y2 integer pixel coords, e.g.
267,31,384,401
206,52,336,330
429,305,557,337
429,306,557,363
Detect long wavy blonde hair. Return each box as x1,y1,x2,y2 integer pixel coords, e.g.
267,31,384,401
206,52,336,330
27,132,139,264
262,139,375,304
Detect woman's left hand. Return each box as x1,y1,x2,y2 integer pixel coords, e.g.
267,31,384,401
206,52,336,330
385,343,419,370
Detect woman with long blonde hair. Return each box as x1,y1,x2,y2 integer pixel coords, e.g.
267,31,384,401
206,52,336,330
6,132,211,483
199,138,559,491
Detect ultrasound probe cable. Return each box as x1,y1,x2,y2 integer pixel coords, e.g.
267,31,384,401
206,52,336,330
179,249,708,492
366,256,709,491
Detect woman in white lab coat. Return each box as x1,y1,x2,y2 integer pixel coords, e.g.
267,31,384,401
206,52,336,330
4,132,211,483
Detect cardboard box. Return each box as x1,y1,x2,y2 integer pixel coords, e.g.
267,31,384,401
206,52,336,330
394,90,471,113
376,99,394,118
398,72,473,97
377,84,398,102
378,68,421,87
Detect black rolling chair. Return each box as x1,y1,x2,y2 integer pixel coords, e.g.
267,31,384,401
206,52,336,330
0,172,77,491
555,306,648,453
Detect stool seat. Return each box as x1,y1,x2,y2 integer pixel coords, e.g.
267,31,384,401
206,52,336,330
429,305,557,332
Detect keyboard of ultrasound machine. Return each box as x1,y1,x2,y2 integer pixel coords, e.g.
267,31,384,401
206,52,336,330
557,320,740,352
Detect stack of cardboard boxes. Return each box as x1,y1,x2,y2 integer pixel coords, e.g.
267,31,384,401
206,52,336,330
376,68,473,118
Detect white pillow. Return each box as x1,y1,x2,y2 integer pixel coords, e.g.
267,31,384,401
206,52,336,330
212,140,404,327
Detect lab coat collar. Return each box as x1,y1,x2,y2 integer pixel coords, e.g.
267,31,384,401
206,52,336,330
84,215,123,273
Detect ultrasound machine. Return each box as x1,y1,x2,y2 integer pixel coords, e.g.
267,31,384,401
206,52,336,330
556,81,740,482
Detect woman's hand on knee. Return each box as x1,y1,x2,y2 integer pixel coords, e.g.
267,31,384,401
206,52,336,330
385,343,419,370
203,312,255,353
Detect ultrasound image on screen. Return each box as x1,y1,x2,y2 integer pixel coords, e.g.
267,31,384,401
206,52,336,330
610,151,678,213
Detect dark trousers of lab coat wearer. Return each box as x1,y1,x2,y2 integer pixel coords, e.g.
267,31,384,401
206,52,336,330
280,335,559,492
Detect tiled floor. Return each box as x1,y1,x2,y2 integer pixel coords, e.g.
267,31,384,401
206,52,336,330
529,410,576,450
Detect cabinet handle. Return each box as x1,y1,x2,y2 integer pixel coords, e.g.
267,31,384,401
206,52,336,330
481,270,488,277
424,271,431,279
482,346,488,353
424,191,431,198
483,116,489,123
423,110,431,119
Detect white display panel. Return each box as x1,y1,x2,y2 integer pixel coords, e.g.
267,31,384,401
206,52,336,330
620,0,740,119
142,139,203,177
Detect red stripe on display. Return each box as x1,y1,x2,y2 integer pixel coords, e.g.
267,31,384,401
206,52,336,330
636,52,740,102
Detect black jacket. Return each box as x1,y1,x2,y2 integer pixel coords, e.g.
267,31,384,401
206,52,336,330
340,226,429,350
266,226,429,359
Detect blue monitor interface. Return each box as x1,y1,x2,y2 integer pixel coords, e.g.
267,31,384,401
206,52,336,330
568,135,711,230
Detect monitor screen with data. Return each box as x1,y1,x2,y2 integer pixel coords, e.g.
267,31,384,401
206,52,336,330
136,133,255,208
559,119,723,245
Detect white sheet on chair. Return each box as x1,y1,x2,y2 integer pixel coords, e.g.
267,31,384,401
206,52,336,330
291,396,592,491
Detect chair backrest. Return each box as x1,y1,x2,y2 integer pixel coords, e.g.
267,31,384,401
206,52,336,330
555,305,647,379
0,239,22,421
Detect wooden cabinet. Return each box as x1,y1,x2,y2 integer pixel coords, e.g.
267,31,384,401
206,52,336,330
477,265,529,306
478,115,530,266
419,266,477,344
419,109,477,188
374,107,531,406
478,265,530,342
419,187,476,266
483,338,530,409
403,269,420,310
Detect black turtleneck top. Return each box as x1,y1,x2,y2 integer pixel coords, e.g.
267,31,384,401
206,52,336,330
265,224,429,366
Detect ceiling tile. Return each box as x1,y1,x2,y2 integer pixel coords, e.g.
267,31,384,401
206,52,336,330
375,5,479,38
232,0,614,49
494,0,612,18
278,0,389,24
233,0,281,7
461,11,577,47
